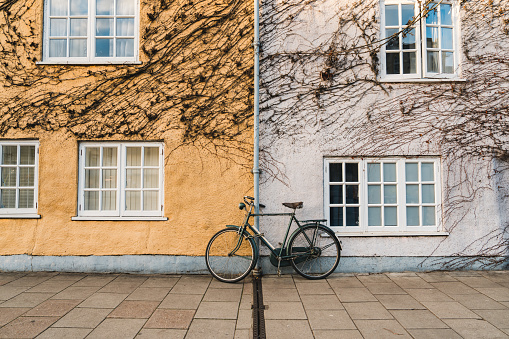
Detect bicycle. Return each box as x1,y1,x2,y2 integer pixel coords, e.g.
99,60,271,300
205,196,342,283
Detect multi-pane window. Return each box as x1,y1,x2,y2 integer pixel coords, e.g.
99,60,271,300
0,142,39,216
325,158,441,233
381,0,458,79
78,142,163,217
43,0,138,63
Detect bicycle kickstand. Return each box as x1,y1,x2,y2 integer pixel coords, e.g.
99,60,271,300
277,257,282,277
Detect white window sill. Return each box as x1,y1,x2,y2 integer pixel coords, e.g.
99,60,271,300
380,78,466,83
0,214,41,219
71,216,168,221
36,61,143,66
335,231,449,237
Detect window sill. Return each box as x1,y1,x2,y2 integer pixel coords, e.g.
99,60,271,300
71,216,168,221
0,214,41,219
36,61,143,66
380,78,466,83
335,231,449,237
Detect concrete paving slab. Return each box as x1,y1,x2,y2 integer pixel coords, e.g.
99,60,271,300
357,274,393,284
4,276,53,287
343,302,394,320
239,294,252,310
46,273,86,283
135,328,186,339
306,309,356,330
300,294,343,310
0,274,25,286
87,318,146,339
0,316,59,338
431,282,478,295
418,272,458,283
194,301,239,319
25,299,81,317
477,288,509,302
0,286,29,301
169,280,210,295
209,279,244,289
185,319,236,339
376,294,426,310
451,293,507,310
364,282,407,295
144,309,194,329
354,319,412,338
159,294,203,309
443,318,508,339
261,277,295,289
203,288,242,302
72,275,117,287
108,301,159,318
27,280,75,293
264,301,307,319
0,292,54,308
235,309,252,330
265,319,313,339
233,328,250,339
481,271,509,283
0,307,30,326
407,328,462,339
455,276,505,288
126,288,171,301
473,309,509,328
79,293,129,308
390,309,448,329
313,329,363,339
262,287,300,301
139,277,179,289
422,301,482,319
406,288,454,302
333,287,377,302
326,276,364,288
295,281,334,295
389,276,433,289
35,327,92,339
99,282,144,294
51,286,101,300
52,307,112,328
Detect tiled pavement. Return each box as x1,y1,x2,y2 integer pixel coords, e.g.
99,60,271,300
0,271,508,338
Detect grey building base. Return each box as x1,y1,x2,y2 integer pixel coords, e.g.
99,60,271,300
0,255,507,274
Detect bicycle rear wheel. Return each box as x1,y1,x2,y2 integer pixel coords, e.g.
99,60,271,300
289,224,341,279
205,227,257,283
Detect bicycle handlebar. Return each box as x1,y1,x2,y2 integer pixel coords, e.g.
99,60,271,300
243,196,265,208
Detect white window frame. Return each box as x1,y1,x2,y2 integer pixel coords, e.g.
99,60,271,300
324,157,442,234
77,142,164,219
380,0,461,80
0,141,40,218
42,0,140,64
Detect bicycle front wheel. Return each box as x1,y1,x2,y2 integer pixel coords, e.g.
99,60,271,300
205,228,257,283
289,224,341,279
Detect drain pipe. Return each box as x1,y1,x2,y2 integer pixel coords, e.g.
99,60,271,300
252,0,261,277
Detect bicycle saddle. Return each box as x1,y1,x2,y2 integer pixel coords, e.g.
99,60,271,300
282,202,303,209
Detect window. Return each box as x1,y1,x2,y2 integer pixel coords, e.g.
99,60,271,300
381,0,459,80
0,142,39,217
43,0,138,63
77,142,164,218
324,158,441,233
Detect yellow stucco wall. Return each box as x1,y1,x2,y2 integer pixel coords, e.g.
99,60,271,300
0,0,254,256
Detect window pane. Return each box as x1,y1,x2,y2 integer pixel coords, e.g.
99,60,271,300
20,146,35,165
96,0,114,15
1,167,16,187
19,168,34,186
345,163,358,182
406,184,419,204
96,39,113,57
384,207,397,226
84,191,99,210
329,163,342,182
346,207,359,226
440,4,452,25
126,147,141,166
1,189,16,208
70,18,87,36
330,207,343,226
70,39,87,57
101,191,116,210
50,18,67,36
385,5,398,26
144,147,159,166
85,169,99,188
386,53,400,74
49,39,67,57
441,28,453,50
406,163,418,181
403,52,416,74
117,0,134,15
346,185,359,204
143,191,158,210
117,18,134,36
401,4,414,26
423,207,436,225
330,185,342,204
426,27,439,48
368,207,381,226
442,52,454,73
125,191,141,210
50,0,68,16
116,39,134,57
143,169,159,188
3,146,17,165
384,185,397,204
402,28,415,49
421,163,434,181
367,163,380,182
126,169,141,188
19,189,34,208
70,0,88,15
426,3,438,24
96,18,114,36
386,29,399,50
407,206,419,226
368,185,381,204
102,169,117,188
103,147,117,166
427,51,439,73
383,163,396,182
422,184,435,203
85,147,99,166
